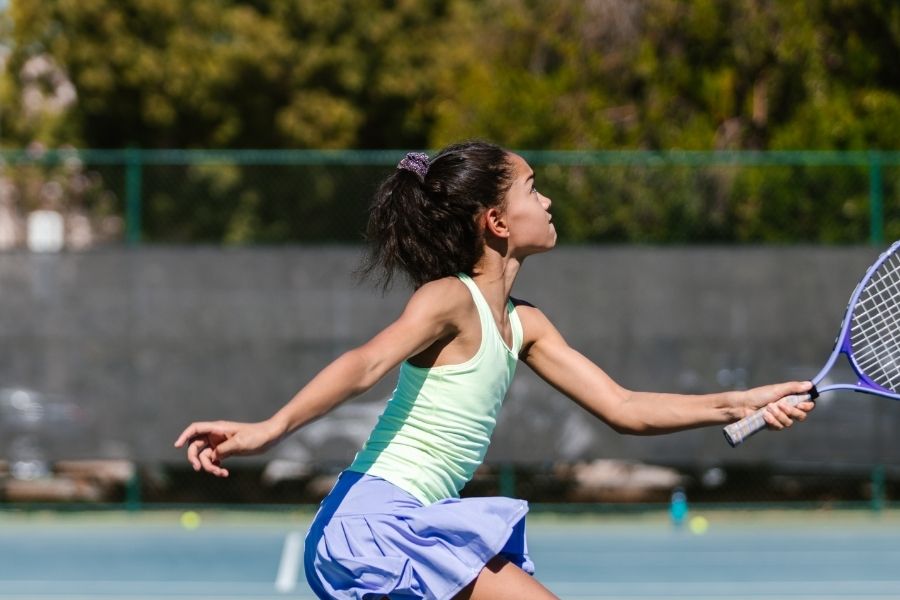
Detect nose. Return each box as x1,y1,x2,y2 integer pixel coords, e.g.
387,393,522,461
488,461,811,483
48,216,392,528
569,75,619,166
541,193,552,210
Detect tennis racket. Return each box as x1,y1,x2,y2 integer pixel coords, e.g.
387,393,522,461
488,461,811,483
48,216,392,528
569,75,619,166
724,240,900,447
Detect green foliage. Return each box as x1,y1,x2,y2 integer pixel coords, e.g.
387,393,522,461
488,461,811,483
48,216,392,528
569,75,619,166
6,0,900,152
2,0,900,244
2,0,468,149
433,1,900,152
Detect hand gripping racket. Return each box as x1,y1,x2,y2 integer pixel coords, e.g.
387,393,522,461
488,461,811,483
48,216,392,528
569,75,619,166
724,241,900,447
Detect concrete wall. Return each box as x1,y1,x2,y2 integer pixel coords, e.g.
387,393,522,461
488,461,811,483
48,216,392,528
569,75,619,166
1,246,896,470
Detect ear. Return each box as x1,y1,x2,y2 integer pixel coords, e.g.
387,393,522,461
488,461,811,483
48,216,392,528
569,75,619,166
483,206,509,238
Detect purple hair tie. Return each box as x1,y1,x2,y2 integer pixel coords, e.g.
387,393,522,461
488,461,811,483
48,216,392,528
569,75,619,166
397,152,430,180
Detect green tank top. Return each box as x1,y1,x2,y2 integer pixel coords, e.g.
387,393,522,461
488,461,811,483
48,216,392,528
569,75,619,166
348,273,523,505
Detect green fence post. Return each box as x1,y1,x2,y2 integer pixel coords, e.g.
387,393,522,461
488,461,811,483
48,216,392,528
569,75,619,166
499,465,517,498
869,153,884,246
125,467,142,512
125,147,143,245
871,464,886,513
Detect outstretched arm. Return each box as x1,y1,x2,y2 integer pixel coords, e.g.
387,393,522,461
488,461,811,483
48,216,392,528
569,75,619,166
174,278,468,476
515,303,814,435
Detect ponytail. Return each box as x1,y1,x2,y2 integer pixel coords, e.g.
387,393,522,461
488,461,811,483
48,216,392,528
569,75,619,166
361,141,514,290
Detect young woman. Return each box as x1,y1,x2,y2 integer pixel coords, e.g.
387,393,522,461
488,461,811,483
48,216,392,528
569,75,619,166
175,141,814,600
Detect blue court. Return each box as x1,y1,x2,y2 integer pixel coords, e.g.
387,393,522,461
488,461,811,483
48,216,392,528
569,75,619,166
1,509,899,599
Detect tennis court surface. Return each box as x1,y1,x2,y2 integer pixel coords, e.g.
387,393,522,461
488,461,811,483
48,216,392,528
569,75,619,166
1,509,898,600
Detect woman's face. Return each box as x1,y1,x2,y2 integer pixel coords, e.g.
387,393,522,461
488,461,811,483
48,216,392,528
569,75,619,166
500,153,557,256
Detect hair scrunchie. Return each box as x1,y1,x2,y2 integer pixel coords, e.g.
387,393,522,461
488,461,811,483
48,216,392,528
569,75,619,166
397,152,430,180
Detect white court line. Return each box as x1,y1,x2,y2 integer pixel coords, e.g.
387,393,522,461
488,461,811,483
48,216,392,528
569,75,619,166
274,531,303,593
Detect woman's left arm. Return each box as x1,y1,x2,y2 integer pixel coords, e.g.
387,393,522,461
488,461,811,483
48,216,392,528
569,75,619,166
516,303,814,435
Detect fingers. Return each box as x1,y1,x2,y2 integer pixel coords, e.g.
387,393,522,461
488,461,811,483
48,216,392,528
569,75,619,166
187,439,230,477
187,439,206,471
175,421,236,477
763,397,814,431
174,421,229,448
771,380,814,400
211,437,239,461
199,446,229,478
174,423,202,448
795,399,816,412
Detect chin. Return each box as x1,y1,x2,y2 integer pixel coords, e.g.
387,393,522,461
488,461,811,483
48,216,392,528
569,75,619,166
537,239,557,254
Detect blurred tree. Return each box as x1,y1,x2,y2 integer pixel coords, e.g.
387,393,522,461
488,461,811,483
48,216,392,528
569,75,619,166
7,0,900,151
2,0,469,149
2,0,900,244
432,0,900,152
0,0,479,243
429,0,900,243
0,7,9,145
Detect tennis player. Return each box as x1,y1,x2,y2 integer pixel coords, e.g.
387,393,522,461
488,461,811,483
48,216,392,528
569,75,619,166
175,141,814,600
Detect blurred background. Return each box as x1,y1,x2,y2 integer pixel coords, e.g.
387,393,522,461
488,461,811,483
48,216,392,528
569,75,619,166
2,0,900,513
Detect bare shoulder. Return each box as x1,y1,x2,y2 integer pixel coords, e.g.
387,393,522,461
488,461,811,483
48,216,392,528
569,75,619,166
510,296,536,309
510,297,557,347
405,277,474,320
510,296,547,321
414,276,471,304
391,277,476,354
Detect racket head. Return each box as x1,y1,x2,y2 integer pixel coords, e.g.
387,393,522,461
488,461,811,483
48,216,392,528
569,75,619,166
830,240,900,397
725,241,900,447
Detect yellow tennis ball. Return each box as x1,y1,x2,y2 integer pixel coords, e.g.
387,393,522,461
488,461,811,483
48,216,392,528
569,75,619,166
180,511,201,530
689,515,708,535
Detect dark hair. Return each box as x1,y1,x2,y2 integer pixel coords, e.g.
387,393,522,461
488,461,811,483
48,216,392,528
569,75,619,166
361,140,515,289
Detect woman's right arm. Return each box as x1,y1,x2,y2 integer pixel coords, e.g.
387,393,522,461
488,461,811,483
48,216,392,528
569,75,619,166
173,278,467,476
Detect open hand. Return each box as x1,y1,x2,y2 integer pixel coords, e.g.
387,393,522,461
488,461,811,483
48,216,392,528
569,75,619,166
173,420,282,477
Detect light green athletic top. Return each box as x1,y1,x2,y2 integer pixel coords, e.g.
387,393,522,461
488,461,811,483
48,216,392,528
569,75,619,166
348,273,523,505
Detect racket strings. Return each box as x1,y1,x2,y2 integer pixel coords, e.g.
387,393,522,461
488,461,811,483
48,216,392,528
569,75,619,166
852,252,900,392
855,282,900,353
852,258,900,386
853,301,900,384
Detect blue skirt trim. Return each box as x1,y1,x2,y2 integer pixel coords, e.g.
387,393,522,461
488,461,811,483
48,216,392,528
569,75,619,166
304,471,533,600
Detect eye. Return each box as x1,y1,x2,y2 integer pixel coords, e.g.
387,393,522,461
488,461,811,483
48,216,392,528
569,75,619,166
530,184,538,194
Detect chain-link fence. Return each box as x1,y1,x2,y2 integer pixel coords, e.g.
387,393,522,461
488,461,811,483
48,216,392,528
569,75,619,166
1,149,899,249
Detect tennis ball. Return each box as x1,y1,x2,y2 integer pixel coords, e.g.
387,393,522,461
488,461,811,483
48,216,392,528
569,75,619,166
689,515,708,535
180,510,201,530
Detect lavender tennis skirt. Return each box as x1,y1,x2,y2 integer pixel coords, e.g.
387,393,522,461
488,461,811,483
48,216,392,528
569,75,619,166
303,471,534,600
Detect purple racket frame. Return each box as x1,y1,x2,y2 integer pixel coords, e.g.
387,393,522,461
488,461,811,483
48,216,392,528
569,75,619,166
724,240,900,447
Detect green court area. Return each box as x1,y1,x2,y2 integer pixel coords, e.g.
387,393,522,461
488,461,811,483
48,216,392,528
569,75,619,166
2,508,899,599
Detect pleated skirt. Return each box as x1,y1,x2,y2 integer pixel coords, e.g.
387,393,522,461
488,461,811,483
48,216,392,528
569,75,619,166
303,470,534,600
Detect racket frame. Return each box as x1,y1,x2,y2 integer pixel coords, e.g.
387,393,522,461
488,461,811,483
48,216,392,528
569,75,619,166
811,239,900,400
724,240,900,447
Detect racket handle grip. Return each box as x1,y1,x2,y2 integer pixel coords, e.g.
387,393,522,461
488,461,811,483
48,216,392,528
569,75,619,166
723,393,813,447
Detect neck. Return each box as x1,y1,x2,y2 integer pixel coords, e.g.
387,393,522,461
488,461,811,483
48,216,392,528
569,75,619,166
471,250,522,308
